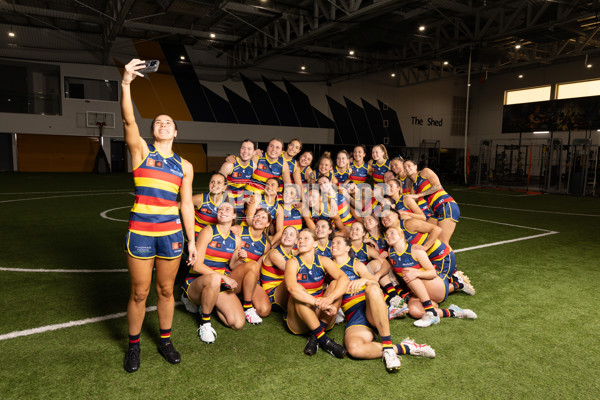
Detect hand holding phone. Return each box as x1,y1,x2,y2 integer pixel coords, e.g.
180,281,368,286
139,60,160,74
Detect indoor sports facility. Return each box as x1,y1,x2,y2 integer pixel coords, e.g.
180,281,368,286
1,1,599,399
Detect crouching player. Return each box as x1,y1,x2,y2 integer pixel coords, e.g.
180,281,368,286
260,226,298,311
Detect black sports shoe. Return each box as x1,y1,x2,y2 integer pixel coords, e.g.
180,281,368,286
158,341,181,365
124,346,140,373
303,335,319,356
320,338,347,359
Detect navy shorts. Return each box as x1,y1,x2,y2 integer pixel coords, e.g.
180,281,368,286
125,230,184,259
436,201,460,222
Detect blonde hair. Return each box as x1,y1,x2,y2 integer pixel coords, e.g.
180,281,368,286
372,144,389,161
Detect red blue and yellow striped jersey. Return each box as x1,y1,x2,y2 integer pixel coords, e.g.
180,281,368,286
245,156,285,193
299,165,311,183
315,240,332,259
413,172,455,212
326,192,355,226
256,193,279,221
333,166,351,185
203,224,237,275
226,157,254,195
315,170,334,182
283,155,297,176
393,196,412,213
281,203,303,230
351,242,370,265
399,175,411,194
240,224,268,262
194,193,222,235
349,161,368,183
129,145,183,237
371,159,390,183
398,218,450,261
389,243,422,276
366,231,388,254
296,254,326,298
337,257,366,313
260,245,293,292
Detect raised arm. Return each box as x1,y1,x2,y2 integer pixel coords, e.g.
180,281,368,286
121,59,149,167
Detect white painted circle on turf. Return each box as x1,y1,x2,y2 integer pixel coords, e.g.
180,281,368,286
100,205,130,222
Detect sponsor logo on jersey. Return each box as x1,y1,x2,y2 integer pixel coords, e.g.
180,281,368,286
172,242,182,250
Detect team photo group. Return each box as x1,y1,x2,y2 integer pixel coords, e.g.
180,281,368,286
121,59,477,374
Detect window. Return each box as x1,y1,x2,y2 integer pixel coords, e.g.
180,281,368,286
505,86,551,105
64,77,118,101
556,79,600,99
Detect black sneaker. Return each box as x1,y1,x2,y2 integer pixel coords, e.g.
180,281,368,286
158,341,181,365
320,338,347,359
303,335,319,356
123,346,140,373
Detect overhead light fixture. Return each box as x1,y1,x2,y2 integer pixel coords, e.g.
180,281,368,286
518,74,523,78
515,44,521,49
180,56,185,60
8,31,15,37
348,50,355,56
210,33,216,38
419,25,425,31
443,61,449,65
533,131,550,134
301,65,306,71
587,63,593,68
391,73,396,77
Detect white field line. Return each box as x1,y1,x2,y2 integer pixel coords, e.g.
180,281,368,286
0,192,132,204
0,216,559,340
100,205,131,222
461,202,600,217
0,267,128,273
0,189,131,195
453,188,538,197
0,306,155,341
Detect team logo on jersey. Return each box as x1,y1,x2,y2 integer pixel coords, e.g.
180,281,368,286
200,208,209,214
147,159,155,167
297,273,308,280
209,241,222,248
390,259,397,266
172,242,182,250
232,172,241,177
258,163,267,170
243,242,251,249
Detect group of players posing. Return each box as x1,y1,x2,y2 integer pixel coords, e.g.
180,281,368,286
120,59,475,374
179,137,477,372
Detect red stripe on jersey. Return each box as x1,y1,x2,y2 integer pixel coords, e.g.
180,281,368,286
206,248,235,259
134,167,182,186
129,220,180,232
135,194,178,207
301,279,324,290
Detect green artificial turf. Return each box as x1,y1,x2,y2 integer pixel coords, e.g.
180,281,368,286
0,173,599,399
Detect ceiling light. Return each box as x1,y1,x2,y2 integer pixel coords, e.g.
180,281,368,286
8,32,15,37
443,61,449,65
348,50,355,55
419,26,425,31
180,56,185,60
301,65,306,70
515,44,521,49
533,131,550,134
391,73,396,77
587,63,593,68
210,33,216,38
518,74,523,78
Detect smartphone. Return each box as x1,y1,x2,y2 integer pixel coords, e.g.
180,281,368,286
139,60,159,74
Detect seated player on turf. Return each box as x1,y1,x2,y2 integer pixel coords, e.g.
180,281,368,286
273,183,303,247
303,187,345,234
385,225,477,328
330,236,435,372
182,202,264,343
284,229,350,358
245,177,284,241
260,226,298,312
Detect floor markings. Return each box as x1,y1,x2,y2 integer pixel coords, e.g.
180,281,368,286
0,267,128,273
461,203,600,217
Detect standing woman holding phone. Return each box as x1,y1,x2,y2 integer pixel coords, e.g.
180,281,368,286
121,59,197,372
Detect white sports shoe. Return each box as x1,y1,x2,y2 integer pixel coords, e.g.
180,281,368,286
382,349,401,372
335,307,346,324
198,322,217,344
401,337,436,358
454,271,476,295
414,312,441,328
244,307,263,325
389,295,404,308
181,293,199,314
388,305,408,320
449,304,477,319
